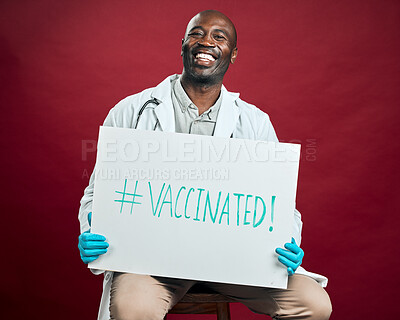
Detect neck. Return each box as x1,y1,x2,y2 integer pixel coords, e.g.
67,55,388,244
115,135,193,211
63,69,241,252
180,72,223,115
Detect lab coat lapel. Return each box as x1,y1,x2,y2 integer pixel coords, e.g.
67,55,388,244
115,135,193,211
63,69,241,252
213,87,241,138
149,76,240,136
151,75,176,133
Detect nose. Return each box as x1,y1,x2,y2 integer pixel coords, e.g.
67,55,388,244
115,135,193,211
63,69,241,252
197,33,215,47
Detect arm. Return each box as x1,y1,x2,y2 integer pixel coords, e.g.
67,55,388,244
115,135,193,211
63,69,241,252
77,95,137,268
77,106,119,268
257,111,303,242
78,171,96,234
257,111,305,275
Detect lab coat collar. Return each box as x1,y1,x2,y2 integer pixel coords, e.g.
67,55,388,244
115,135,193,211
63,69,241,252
151,74,241,137
150,75,177,133
213,86,241,138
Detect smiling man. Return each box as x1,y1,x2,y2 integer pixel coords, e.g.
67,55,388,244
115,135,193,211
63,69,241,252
78,10,332,320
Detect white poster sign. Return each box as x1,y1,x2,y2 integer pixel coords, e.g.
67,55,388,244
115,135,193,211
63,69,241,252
89,126,300,289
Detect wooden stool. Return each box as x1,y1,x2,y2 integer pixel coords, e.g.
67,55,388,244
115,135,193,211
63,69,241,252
165,285,235,320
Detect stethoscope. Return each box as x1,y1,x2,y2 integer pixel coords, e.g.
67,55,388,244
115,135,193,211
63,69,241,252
134,97,234,138
134,98,160,130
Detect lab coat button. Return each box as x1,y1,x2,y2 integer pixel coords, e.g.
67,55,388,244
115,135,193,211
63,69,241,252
105,274,111,281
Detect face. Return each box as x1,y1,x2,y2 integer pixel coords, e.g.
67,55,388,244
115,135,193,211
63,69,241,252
181,11,238,84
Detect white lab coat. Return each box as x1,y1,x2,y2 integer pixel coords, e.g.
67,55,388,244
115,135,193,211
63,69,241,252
78,74,328,320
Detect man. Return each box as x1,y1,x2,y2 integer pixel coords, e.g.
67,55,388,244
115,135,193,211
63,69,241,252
78,10,332,320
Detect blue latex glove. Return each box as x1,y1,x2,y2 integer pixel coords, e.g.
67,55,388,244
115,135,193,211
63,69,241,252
275,237,304,276
78,212,109,264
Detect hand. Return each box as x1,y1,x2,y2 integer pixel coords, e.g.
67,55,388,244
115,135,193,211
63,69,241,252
78,212,109,264
275,237,304,276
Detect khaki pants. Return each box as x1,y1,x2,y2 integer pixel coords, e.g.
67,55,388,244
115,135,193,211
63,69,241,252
110,273,332,320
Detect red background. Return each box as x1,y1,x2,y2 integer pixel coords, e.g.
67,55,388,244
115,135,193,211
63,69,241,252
1,0,399,319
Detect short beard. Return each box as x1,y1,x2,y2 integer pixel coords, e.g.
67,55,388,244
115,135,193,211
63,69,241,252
182,62,229,88
188,70,224,86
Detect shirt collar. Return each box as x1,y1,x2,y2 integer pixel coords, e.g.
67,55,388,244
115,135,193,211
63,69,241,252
173,76,194,113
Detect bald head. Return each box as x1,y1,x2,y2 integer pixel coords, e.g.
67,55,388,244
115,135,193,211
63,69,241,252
184,10,237,48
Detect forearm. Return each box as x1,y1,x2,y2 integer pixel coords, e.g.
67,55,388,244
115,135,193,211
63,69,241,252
293,207,303,245
79,169,96,233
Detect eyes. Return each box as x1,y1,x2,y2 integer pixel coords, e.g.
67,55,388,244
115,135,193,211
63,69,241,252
214,34,226,40
188,31,227,42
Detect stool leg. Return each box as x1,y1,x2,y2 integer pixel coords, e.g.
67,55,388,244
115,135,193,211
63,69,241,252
216,302,231,320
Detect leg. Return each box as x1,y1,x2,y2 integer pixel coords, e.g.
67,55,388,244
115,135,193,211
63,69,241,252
109,272,195,320
216,302,231,320
207,274,332,320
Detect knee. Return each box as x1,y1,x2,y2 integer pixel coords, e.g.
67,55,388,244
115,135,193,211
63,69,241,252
110,297,167,320
300,286,332,320
307,295,332,319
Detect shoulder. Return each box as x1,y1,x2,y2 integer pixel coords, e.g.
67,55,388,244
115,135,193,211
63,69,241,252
103,74,176,128
235,97,271,123
232,95,278,141
222,87,272,127
103,86,157,128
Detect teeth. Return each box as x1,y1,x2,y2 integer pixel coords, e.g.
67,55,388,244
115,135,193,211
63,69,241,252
196,53,215,61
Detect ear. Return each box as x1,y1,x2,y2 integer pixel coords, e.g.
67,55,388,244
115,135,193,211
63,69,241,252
230,47,238,64
181,38,184,57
